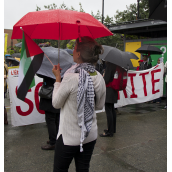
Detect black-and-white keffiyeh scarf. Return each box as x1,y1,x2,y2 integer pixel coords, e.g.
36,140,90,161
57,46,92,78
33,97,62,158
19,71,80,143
74,63,95,152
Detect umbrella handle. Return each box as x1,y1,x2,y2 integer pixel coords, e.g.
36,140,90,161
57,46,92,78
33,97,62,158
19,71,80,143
44,53,54,66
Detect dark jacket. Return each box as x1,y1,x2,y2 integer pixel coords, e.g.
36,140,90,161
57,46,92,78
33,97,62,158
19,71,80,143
37,74,60,113
104,62,118,104
139,61,152,70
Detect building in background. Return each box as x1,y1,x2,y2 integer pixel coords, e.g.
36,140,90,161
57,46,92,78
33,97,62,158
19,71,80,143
4,29,18,48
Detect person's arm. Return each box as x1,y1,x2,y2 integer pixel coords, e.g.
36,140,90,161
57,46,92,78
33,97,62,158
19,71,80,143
52,74,72,109
95,77,106,110
52,64,71,109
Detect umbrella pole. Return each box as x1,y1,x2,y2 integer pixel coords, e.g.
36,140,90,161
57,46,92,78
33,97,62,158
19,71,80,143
58,40,60,64
44,53,54,66
58,22,61,64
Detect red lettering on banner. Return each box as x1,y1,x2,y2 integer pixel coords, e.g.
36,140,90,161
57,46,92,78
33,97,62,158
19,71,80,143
118,89,128,100
11,71,13,75
123,89,128,98
34,82,45,114
15,87,34,116
128,73,137,98
151,69,161,94
139,72,149,96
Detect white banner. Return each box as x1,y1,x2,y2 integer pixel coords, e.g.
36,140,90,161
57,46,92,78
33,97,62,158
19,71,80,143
7,67,45,127
115,63,164,108
7,63,164,126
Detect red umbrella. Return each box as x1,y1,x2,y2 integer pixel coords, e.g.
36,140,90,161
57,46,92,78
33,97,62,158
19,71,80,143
11,9,113,40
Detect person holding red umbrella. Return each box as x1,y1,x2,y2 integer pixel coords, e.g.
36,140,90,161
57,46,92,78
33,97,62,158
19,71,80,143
52,36,106,172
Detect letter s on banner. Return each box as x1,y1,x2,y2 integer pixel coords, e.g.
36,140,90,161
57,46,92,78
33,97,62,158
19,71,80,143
34,82,45,114
15,87,34,116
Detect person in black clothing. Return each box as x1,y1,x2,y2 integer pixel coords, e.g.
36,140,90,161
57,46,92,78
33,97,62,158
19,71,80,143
37,74,60,150
139,55,152,70
100,62,118,137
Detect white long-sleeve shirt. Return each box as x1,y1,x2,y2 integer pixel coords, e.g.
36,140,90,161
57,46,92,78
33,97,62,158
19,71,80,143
52,70,106,145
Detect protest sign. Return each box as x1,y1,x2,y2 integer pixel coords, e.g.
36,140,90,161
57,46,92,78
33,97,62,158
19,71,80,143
7,67,45,127
7,63,164,126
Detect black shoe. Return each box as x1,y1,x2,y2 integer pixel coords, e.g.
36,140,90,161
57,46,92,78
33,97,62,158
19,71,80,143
41,144,55,150
47,140,50,144
104,129,108,133
99,132,113,137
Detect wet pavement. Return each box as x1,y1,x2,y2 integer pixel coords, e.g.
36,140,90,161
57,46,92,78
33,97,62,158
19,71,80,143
4,97,167,172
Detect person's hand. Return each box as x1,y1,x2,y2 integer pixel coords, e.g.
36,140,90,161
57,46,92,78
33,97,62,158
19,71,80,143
52,64,62,82
4,75,7,79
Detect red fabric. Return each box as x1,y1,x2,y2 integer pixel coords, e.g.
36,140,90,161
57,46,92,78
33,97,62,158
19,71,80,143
151,69,161,94
138,60,144,62
24,31,44,57
136,66,140,71
139,72,149,96
128,73,137,98
11,9,113,40
15,86,34,116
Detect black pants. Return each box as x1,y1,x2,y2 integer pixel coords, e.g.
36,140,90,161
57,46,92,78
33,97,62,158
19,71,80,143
45,111,60,145
53,135,96,172
105,103,116,134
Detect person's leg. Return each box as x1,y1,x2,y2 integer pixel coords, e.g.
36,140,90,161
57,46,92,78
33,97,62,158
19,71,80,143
4,92,8,125
165,82,167,107
156,97,161,103
74,140,96,172
100,103,114,137
45,111,57,145
112,104,116,133
53,135,77,172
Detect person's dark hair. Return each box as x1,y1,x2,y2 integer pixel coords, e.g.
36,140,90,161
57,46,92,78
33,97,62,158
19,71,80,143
76,36,104,64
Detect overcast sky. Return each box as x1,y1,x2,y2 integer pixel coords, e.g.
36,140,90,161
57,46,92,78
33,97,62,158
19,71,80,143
4,0,137,29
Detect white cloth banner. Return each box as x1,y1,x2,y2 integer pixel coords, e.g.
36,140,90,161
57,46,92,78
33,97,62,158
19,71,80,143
115,63,164,108
7,67,45,127
7,63,164,126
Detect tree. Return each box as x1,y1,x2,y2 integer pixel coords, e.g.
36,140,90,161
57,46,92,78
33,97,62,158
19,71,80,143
114,0,149,40
114,0,149,22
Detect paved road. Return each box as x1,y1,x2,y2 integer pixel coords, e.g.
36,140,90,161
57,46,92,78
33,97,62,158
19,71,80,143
4,98,167,172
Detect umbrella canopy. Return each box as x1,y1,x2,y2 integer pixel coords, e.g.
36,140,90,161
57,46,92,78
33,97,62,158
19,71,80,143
11,53,21,58
149,0,167,21
15,57,20,61
15,42,22,48
36,47,75,79
64,49,73,55
124,51,139,60
99,45,136,70
135,45,163,55
6,57,20,66
11,9,113,40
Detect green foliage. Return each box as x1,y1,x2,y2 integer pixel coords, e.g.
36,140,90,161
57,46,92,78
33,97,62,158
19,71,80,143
9,50,14,55
66,40,76,49
79,2,85,12
114,0,149,40
114,0,149,22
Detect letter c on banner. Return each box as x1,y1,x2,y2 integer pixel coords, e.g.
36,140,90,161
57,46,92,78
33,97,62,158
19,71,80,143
15,87,34,116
